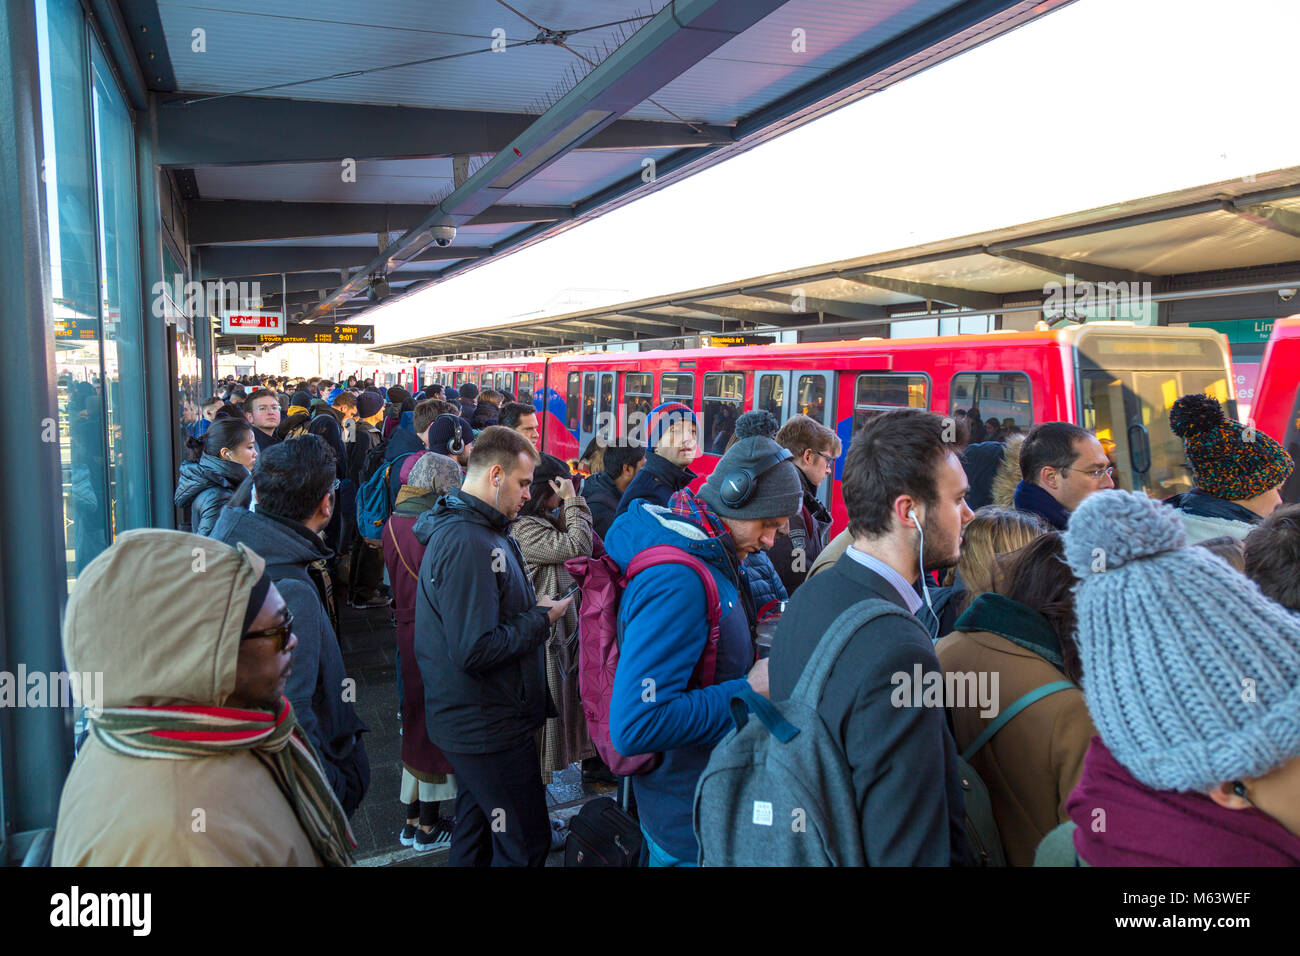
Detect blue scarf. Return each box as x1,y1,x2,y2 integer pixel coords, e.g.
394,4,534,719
1012,480,1071,530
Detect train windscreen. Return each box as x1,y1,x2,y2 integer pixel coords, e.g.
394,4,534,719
1076,333,1233,499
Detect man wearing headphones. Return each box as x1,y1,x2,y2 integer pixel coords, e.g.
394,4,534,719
606,435,803,866
428,414,475,472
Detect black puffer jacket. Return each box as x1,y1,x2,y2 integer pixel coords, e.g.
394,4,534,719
173,454,249,536
411,488,552,754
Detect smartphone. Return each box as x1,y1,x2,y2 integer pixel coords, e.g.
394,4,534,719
559,584,580,601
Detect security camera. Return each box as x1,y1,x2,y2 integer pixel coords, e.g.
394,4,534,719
1279,288,1297,302
430,212,456,248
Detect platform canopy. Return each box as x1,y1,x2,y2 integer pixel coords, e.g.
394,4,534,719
115,0,1073,324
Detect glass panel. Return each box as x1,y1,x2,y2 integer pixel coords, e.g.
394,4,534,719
623,372,652,439
566,372,580,431
92,38,147,533
757,373,785,422
795,374,826,423
517,372,533,405
702,372,744,455
949,372,1030,442
40,0,111,584
500,371,513,395
660,372,694,407
598,373,615,442
853,373,928,433
581,374,595,433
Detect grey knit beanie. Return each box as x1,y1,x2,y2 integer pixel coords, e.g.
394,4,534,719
1064,488,1300,792
697,436,803,521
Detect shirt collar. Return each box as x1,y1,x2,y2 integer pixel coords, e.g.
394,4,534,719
844,545,923,614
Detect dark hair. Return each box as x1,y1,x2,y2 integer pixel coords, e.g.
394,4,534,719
251,434,337,522
213,402,245,421
603,443,645,479
427,384,444,398
519,454,571,523
246,388,278,410
842,409,953,539
228,386,247,402
185,416,253,461
996,533,1082,682
467,425,539,476
1020,422,1093,485
413,399,441,437
201,395,222,410
1244,504,1300,611
499,402,536,430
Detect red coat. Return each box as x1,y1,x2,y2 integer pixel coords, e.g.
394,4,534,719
383,495,454,777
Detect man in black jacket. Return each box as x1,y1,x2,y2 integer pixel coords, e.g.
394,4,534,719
211,436,370,815
582,444,645,537
615,401,698,519
769,409,973,865
411,426,573,866
768,414,838,596
347,391,388,607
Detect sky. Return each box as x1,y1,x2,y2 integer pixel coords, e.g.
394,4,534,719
365,0,1300,347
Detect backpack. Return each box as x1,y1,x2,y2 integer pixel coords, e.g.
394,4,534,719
693,598,909,866
956,679,1077,866
356,449,418,544
564,544,723,778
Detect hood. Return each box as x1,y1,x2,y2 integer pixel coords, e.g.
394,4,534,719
211,505,331,568
63,529,265,707
603,497,732,577
174,454,247,508
386,424,425,461
1165,490,1261,526
412,488,505,545
580,470,620,500
990,435,1025,508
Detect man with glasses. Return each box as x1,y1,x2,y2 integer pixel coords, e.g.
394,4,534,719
1013,422,1115,530
769,414,841,595
246,388,284,454
212,435,370,815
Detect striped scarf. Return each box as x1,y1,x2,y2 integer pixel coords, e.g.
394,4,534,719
91,697,356,867
668,488,726,538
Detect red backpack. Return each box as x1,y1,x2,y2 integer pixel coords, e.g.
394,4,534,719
564,545,722,777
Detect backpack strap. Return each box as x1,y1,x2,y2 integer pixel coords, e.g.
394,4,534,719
790,598,920,708
626,544,722,688
384,519,418,581
960,680,1077,763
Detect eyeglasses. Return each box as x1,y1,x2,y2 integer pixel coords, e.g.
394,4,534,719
243,611,294,652
1062,465,1115,481
815,451,837,467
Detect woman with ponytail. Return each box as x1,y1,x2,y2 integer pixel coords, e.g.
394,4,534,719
174,417,258,535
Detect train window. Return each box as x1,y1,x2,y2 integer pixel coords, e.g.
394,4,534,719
660,372,694,409
566,372,580,431
598,374,615,441
624,373,652,440
582,374,596,434
703,372,745,456
853,373,929,433
757,374,785,421
517,372,534,405
500,372,514,396
796,375,826,423
950,372,1031,442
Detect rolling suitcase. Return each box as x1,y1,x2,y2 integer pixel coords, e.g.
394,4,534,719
564,782,643,867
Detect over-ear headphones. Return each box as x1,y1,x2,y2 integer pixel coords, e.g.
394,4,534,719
719,446,794,508
435,414,466,455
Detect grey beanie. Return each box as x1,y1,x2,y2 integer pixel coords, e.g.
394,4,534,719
697,436,803,521
1064,488,1300,793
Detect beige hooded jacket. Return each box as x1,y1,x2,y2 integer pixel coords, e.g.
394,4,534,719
52,529,321,866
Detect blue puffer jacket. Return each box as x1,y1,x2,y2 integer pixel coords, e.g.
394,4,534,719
605,498,754,863
742,551,787,613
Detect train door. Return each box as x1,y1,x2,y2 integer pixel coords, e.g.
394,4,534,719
752,368,834,503
577,369,616,455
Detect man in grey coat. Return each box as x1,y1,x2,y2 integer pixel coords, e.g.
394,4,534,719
769,409,974,865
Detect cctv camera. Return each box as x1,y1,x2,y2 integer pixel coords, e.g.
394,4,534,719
1279,288,1297,302
430,212,456,248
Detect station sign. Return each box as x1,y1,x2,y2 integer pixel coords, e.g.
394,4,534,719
1189,318,1275,344
256,323,375,346
706,334,776,347
221,310,286,336
54,317,99,341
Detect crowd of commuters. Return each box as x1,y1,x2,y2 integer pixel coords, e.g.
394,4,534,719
51,374,1300,868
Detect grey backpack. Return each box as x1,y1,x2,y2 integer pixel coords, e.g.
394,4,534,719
692,598,916,866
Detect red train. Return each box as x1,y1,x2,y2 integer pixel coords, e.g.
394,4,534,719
1250,314,1300,503
416,323,1236,534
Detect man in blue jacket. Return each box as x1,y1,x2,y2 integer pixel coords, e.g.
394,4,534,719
606,435,803,865
615,401,699,518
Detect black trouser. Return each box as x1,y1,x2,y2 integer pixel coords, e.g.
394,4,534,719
442,736,550,867
349,536,384,598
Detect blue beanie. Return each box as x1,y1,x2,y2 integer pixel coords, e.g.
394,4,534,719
1064,489,1300,793
645,401,698,451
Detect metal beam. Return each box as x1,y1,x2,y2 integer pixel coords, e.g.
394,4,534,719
188,200,571,244
840,273,1003,312
619,310,729,334
676,300,778,325
197,244,488,277
216,270,442,295
739,289,889,322
1228,202,1300,240
304,0,788,320
982,247,1156,286
156,95,731,167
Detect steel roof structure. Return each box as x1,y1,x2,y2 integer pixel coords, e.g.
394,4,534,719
106,0,1075,325
376,167,1300,357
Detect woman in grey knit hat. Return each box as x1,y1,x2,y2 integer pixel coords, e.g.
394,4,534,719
1040,488,1300,866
